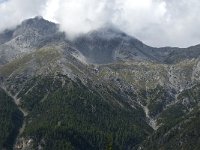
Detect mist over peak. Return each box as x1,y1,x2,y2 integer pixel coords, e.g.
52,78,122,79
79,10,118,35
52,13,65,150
1,0,200,47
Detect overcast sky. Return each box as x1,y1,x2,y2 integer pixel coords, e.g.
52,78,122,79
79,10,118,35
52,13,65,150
0,0,200,48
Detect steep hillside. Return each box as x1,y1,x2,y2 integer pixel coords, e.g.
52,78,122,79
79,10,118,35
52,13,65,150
1,17,200,150
141,87,200,150
0,88,23,150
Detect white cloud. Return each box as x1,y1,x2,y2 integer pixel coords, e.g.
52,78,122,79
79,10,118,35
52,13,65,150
0,0,200,47
0,0,47,31
42,0,117,38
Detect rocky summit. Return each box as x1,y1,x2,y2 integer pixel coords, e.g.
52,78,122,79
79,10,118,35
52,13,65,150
0,17,200,150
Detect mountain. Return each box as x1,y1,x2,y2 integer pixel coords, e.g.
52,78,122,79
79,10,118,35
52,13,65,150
0,16,64,64
1,17,200,65
0,16,200,150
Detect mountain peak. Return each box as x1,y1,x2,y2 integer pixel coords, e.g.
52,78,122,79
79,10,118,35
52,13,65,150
21,16,49,24
12,16,58,39
86,26,134,41
20,16,57,30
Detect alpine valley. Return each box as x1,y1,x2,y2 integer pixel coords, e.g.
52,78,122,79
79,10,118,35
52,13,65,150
0,17,200,150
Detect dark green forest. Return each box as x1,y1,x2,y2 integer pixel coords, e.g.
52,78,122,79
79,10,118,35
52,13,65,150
141,84,200,150
16,75,152,150
0,89,23,150
1,75,200,149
